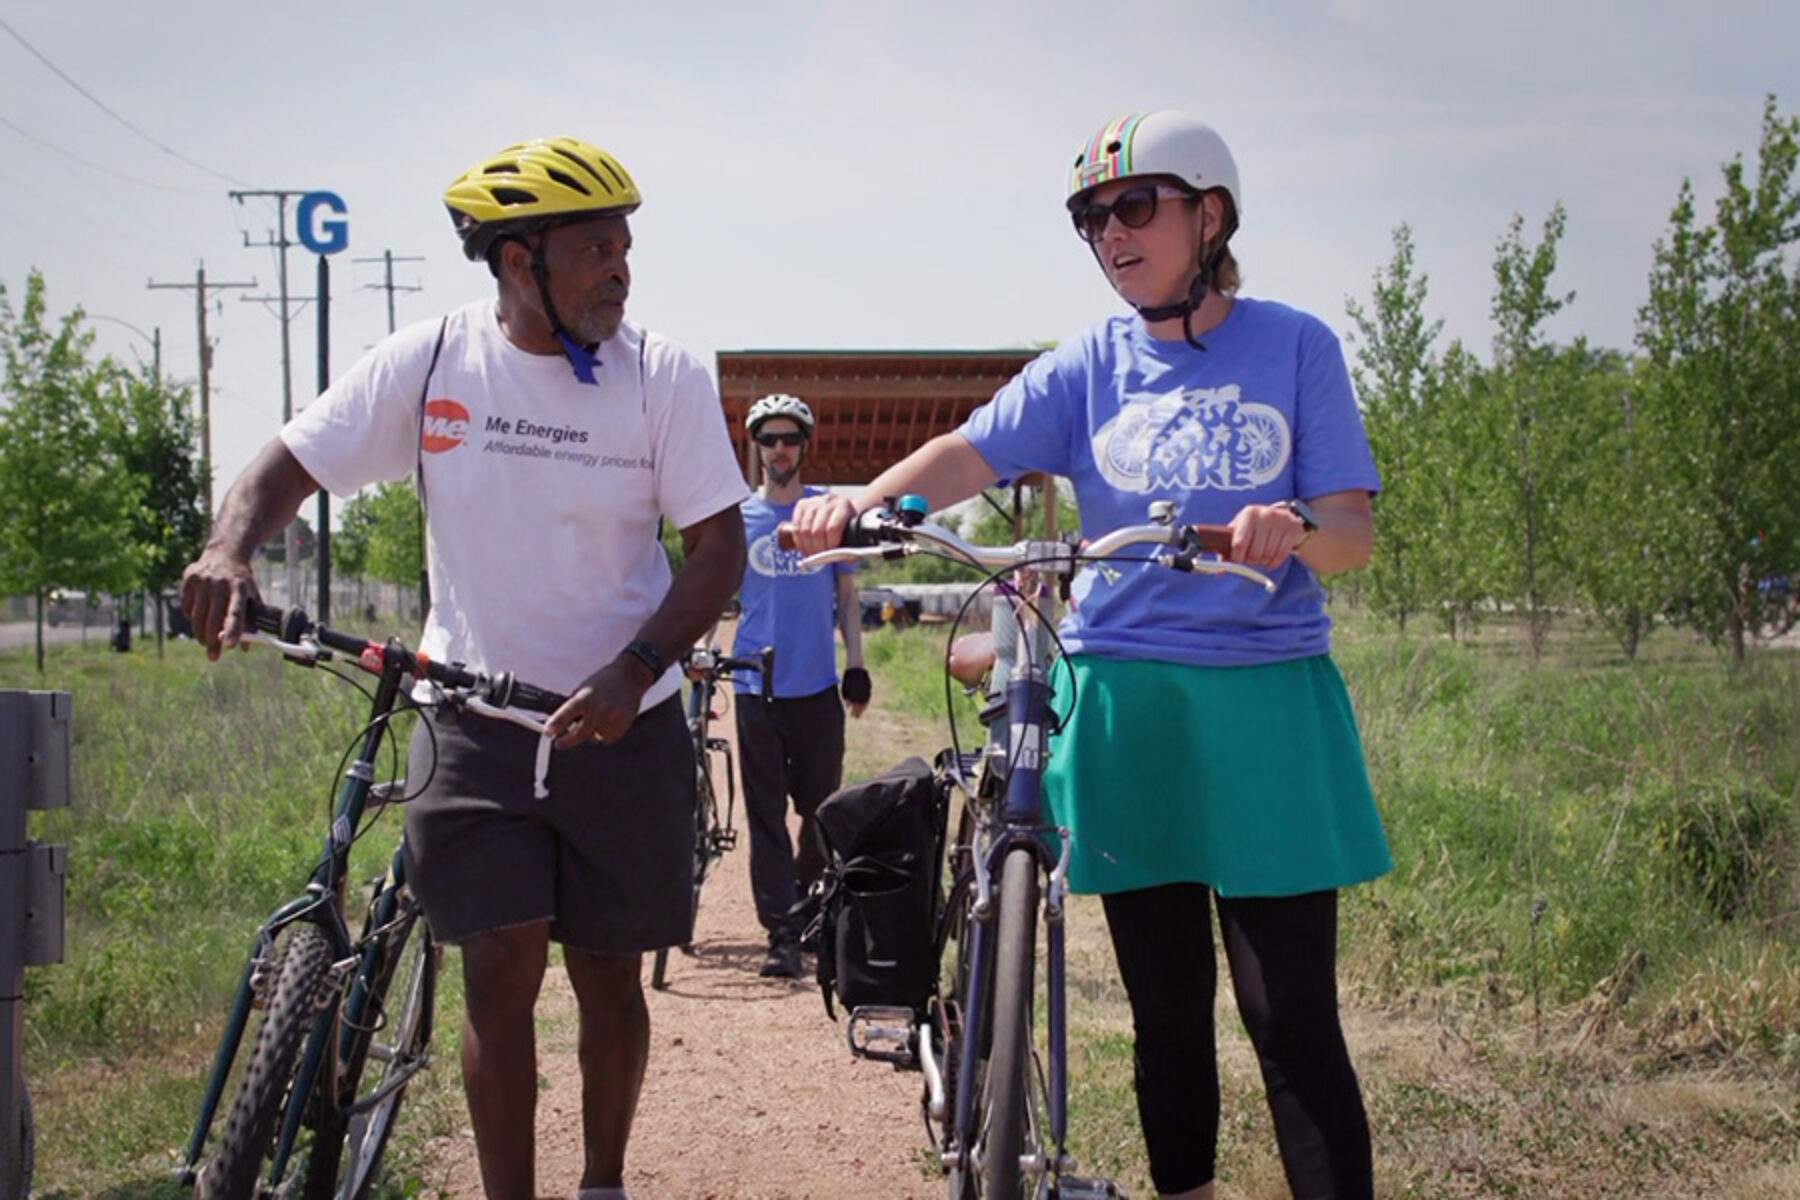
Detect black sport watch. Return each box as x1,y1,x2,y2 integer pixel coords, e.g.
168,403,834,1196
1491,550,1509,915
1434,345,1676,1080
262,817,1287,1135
623,639,667,679
1282,498,1320,542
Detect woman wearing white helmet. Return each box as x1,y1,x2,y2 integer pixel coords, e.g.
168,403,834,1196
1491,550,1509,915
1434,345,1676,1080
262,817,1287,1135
793,111,1384,1198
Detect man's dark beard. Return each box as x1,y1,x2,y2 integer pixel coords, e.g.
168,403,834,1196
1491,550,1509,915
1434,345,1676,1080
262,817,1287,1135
765,461,800,487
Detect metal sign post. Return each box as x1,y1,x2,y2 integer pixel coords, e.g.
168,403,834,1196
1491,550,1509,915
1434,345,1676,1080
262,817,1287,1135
1,692,71,1200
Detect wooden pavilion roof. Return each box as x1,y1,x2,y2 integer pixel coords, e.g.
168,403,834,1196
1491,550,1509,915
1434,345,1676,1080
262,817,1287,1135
716,349,1038,486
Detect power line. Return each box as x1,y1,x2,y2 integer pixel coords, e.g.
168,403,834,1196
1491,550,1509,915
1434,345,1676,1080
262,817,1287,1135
0,15,253,188
0,113,217,195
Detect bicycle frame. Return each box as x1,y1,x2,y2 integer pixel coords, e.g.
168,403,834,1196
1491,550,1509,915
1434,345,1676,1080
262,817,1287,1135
649,644,770,990
796,501,1273,1196
179,638,420,1186
178,611,564,1194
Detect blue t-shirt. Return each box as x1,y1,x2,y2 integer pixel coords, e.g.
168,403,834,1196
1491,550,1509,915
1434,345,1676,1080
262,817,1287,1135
960,297,1380,667
732,487,855,696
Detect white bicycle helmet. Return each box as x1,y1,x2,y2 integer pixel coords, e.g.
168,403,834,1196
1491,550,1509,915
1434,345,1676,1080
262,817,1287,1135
1067,110,1240,219
747,394,815,437
1066,111,1241,349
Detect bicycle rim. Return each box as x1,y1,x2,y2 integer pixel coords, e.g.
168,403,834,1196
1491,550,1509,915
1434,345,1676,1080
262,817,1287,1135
983,846,1039,1199
199,923,334,1200
339,922,438,1200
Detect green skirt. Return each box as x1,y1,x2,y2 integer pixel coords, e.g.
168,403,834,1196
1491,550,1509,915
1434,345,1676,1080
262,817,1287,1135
1044,654,1391,897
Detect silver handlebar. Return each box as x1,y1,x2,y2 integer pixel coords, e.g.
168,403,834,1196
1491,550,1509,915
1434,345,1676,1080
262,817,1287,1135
798,510,1276,592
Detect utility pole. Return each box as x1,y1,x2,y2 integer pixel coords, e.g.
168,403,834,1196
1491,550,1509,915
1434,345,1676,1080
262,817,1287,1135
232,190,310,608
353,250,423,335
356,249,426,615
148,264,256,518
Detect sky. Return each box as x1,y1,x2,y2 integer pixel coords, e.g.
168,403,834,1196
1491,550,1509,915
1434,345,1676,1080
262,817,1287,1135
1,0,1795,506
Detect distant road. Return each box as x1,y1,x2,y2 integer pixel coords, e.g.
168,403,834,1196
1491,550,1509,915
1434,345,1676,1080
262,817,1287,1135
0,620,103,651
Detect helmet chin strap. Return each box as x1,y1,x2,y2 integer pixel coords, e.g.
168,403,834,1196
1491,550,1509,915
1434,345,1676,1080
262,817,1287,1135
1109,213,1238,352
527,244,603,385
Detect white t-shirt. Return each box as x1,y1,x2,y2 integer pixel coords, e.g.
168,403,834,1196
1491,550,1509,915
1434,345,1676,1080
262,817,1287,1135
281,300,750,708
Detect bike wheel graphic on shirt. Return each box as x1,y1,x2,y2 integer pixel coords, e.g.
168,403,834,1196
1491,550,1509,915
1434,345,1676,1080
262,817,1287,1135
749,533,820,577
1094,385,1290,494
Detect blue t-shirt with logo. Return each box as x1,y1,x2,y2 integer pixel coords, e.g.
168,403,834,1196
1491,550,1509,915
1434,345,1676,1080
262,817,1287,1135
960,297,1380,667
732,487,855,697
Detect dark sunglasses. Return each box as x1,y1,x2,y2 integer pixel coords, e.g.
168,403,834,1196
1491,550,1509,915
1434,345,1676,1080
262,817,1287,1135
755,431,806,448
1069,184,1197,244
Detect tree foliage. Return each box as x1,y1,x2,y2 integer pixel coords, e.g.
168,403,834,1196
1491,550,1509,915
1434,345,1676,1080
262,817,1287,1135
0,272,143,668
335,482,423,589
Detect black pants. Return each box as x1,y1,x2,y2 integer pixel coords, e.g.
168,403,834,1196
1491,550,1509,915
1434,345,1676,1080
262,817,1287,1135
1101,884,1373,1199
735,686,846,942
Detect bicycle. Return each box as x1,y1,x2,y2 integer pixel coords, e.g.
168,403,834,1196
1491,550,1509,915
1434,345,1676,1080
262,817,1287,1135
787,496,1272,1199
649,642,773,990
175,602,567,1200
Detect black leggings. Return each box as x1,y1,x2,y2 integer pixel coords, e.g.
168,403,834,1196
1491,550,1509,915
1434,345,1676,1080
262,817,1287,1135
1100,884,1372,1199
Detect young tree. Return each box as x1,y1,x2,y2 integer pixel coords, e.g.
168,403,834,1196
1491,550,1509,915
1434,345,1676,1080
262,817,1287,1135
1413,340,1496,640
1483,204,1581,659
1636,97,1800,662
1346,224,1444,631
336,481,422,609
1549,348,1668,659
0,272,142,670
98,358,209,648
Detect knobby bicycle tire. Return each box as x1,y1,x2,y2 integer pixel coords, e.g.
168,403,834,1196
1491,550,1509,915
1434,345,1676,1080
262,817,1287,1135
983,846,1039,1199
652,765,722,990
337,920,438,1200
303,909,437,1200
199,923,334,1200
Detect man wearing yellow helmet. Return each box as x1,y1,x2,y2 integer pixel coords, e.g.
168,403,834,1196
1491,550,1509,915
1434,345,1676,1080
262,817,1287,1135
182,136,749,1200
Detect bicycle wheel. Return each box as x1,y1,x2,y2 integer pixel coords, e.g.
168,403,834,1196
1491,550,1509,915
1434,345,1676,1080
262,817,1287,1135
199,923,334,1200
652,766,719,990
337,919,438,1199
982,846,1039,1199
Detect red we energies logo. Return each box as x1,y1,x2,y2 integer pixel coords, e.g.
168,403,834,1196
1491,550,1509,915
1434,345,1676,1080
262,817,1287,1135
420,398,470,453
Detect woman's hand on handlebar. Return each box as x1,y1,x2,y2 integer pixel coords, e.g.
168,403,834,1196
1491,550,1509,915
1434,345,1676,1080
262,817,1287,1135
179,550,262,660
544,657,652,749
1227,503,1312,569
787,491,859,556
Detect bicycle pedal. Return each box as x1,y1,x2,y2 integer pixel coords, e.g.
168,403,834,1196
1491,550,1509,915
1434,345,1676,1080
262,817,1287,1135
1055,1176,1128,1199
713,829,738,852
846,1005,918,1067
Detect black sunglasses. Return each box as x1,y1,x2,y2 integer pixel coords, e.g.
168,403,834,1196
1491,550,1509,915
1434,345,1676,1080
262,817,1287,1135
1069,184,1197,244
755,431,806,448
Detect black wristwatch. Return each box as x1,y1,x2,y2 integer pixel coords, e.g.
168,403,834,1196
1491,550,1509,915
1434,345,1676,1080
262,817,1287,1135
1282,498,1320,542
623,639,667,678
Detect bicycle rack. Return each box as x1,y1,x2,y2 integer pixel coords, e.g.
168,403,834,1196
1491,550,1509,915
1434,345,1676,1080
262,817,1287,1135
2,691,71,1200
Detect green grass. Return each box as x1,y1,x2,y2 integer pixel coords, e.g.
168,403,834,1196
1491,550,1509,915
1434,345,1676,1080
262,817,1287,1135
13,614,1800,1196
5,637,451,1197
862,614,1800,1196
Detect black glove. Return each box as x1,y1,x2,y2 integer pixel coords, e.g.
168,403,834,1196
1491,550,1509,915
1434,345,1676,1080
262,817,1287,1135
841,666,872,705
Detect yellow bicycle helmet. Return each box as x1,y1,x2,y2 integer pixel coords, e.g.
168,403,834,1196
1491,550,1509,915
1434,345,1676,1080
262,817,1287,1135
444,136,642,262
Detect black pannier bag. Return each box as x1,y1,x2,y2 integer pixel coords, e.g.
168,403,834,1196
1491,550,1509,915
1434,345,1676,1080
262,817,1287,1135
805,755,947,1020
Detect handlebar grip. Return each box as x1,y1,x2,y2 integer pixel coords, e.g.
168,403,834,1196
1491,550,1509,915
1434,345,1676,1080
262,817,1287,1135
502,678,568,716
243,597,285,635
775,512,886,553
1190,524,1235,558
759,646,774,703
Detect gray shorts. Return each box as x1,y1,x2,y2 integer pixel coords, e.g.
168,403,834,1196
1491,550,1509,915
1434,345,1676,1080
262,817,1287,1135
402,696,696,953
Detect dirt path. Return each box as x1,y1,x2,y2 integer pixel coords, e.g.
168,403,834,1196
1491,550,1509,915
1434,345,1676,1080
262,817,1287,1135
417,683,940,1200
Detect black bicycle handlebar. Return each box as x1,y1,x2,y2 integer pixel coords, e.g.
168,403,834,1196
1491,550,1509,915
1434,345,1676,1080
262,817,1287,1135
245,600,569,714
682,644,776,703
